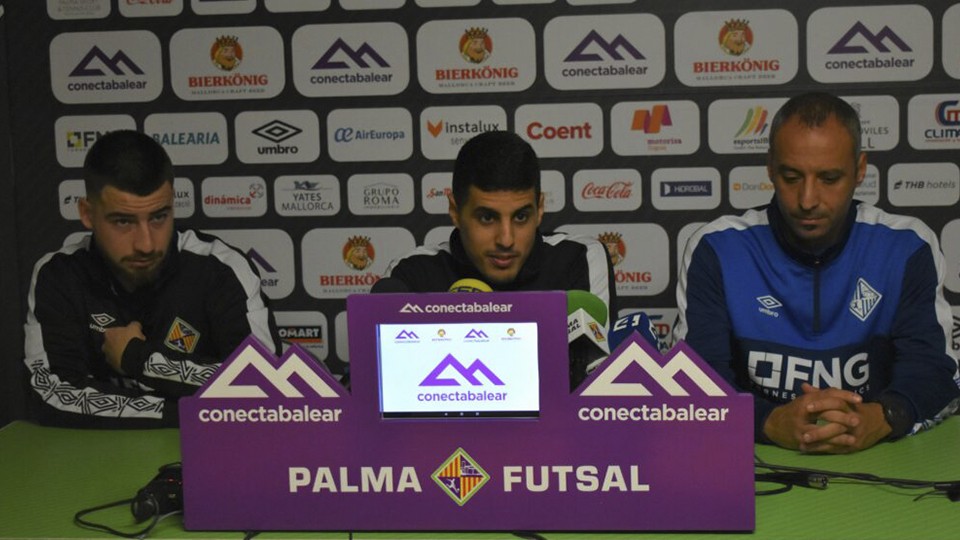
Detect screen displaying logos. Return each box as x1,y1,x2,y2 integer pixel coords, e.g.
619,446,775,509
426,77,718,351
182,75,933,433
377,322,540,418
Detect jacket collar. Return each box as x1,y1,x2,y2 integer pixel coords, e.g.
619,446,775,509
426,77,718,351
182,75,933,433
766,198,859,267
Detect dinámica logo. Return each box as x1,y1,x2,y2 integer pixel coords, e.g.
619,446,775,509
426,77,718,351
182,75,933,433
197,341,343,424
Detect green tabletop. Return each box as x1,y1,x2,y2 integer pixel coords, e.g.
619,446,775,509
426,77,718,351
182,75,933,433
1,419,957,539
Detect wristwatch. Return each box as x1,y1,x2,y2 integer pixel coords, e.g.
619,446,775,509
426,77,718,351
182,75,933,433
878,393,913,440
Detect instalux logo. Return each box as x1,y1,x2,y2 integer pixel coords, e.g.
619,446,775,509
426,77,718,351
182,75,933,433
420,354,504,387
581,341,726,397
200,342,339,398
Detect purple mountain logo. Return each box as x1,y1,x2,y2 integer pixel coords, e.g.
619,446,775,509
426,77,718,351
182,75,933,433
464,329,488,339
246,249,277,273
565,30,645,62
419,354,505,387
827,22,912,54
69,46,145,77
395,330,419,340
313,39,390,69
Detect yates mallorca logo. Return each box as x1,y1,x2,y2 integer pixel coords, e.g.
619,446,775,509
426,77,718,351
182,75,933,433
432,448,490,506
849,278,882,322
599,232,626,267
343,236,375,271
419,354,505,387
166,318,200,354
51,31,162,104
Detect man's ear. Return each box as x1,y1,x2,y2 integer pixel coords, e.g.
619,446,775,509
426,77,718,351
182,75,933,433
536,192,545,225
78,197,94,230
855,152,867,187
447,192,460,229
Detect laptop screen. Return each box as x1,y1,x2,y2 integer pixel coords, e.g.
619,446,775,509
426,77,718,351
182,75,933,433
377,321,541,418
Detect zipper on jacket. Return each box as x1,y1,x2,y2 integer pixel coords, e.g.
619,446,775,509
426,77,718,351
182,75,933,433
812,258,822,334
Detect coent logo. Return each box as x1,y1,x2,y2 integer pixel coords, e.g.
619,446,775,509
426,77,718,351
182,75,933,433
526,121,594,140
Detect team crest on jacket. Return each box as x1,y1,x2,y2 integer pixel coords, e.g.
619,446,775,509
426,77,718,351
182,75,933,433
166,317,200,353
849,278,882,322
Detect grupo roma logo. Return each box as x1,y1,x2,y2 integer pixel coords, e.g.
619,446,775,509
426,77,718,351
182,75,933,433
211,35,243,71
343,235,375,271
719,19,752,56
460,27,492,64
599,231,626,267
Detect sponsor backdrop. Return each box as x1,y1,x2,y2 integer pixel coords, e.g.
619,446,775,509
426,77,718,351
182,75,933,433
3,0,960,423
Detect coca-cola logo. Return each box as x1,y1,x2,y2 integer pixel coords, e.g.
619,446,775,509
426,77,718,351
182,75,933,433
581,181,633,199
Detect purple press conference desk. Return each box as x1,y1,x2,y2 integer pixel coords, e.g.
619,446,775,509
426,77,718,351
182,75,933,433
0,419,958,539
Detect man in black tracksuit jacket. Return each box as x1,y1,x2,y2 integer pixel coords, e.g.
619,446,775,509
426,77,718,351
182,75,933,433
374,131,616,322
22,130,279,428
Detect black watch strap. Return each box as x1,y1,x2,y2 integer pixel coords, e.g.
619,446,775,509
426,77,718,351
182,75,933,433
878,393,914,440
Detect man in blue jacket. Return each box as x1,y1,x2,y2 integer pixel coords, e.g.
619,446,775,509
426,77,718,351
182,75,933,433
675,92,960,453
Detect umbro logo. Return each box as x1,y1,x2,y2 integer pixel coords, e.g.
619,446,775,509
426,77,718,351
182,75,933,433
756,295,782,318
89,313,116,332
252,120,302,143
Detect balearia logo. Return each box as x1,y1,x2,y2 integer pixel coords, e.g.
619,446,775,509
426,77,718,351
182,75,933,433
50,31,162,104
145,112,229,165
432,448,490,506
808,6,932,83
292,23,409,97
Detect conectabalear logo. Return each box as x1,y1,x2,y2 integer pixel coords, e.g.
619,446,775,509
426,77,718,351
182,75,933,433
419,354,504,387
599,231,626,267
342,235,375,271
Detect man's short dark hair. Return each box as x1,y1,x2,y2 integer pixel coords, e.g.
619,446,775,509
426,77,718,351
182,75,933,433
452,131,540,208
769,92,862,157
83,130,173,200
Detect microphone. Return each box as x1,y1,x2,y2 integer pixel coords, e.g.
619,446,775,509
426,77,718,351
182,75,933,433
566,290,610,390
448,278,493,292
370,277,410,293
608,311,662,352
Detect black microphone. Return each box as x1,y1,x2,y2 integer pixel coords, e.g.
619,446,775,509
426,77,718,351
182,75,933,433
370,277,410,293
